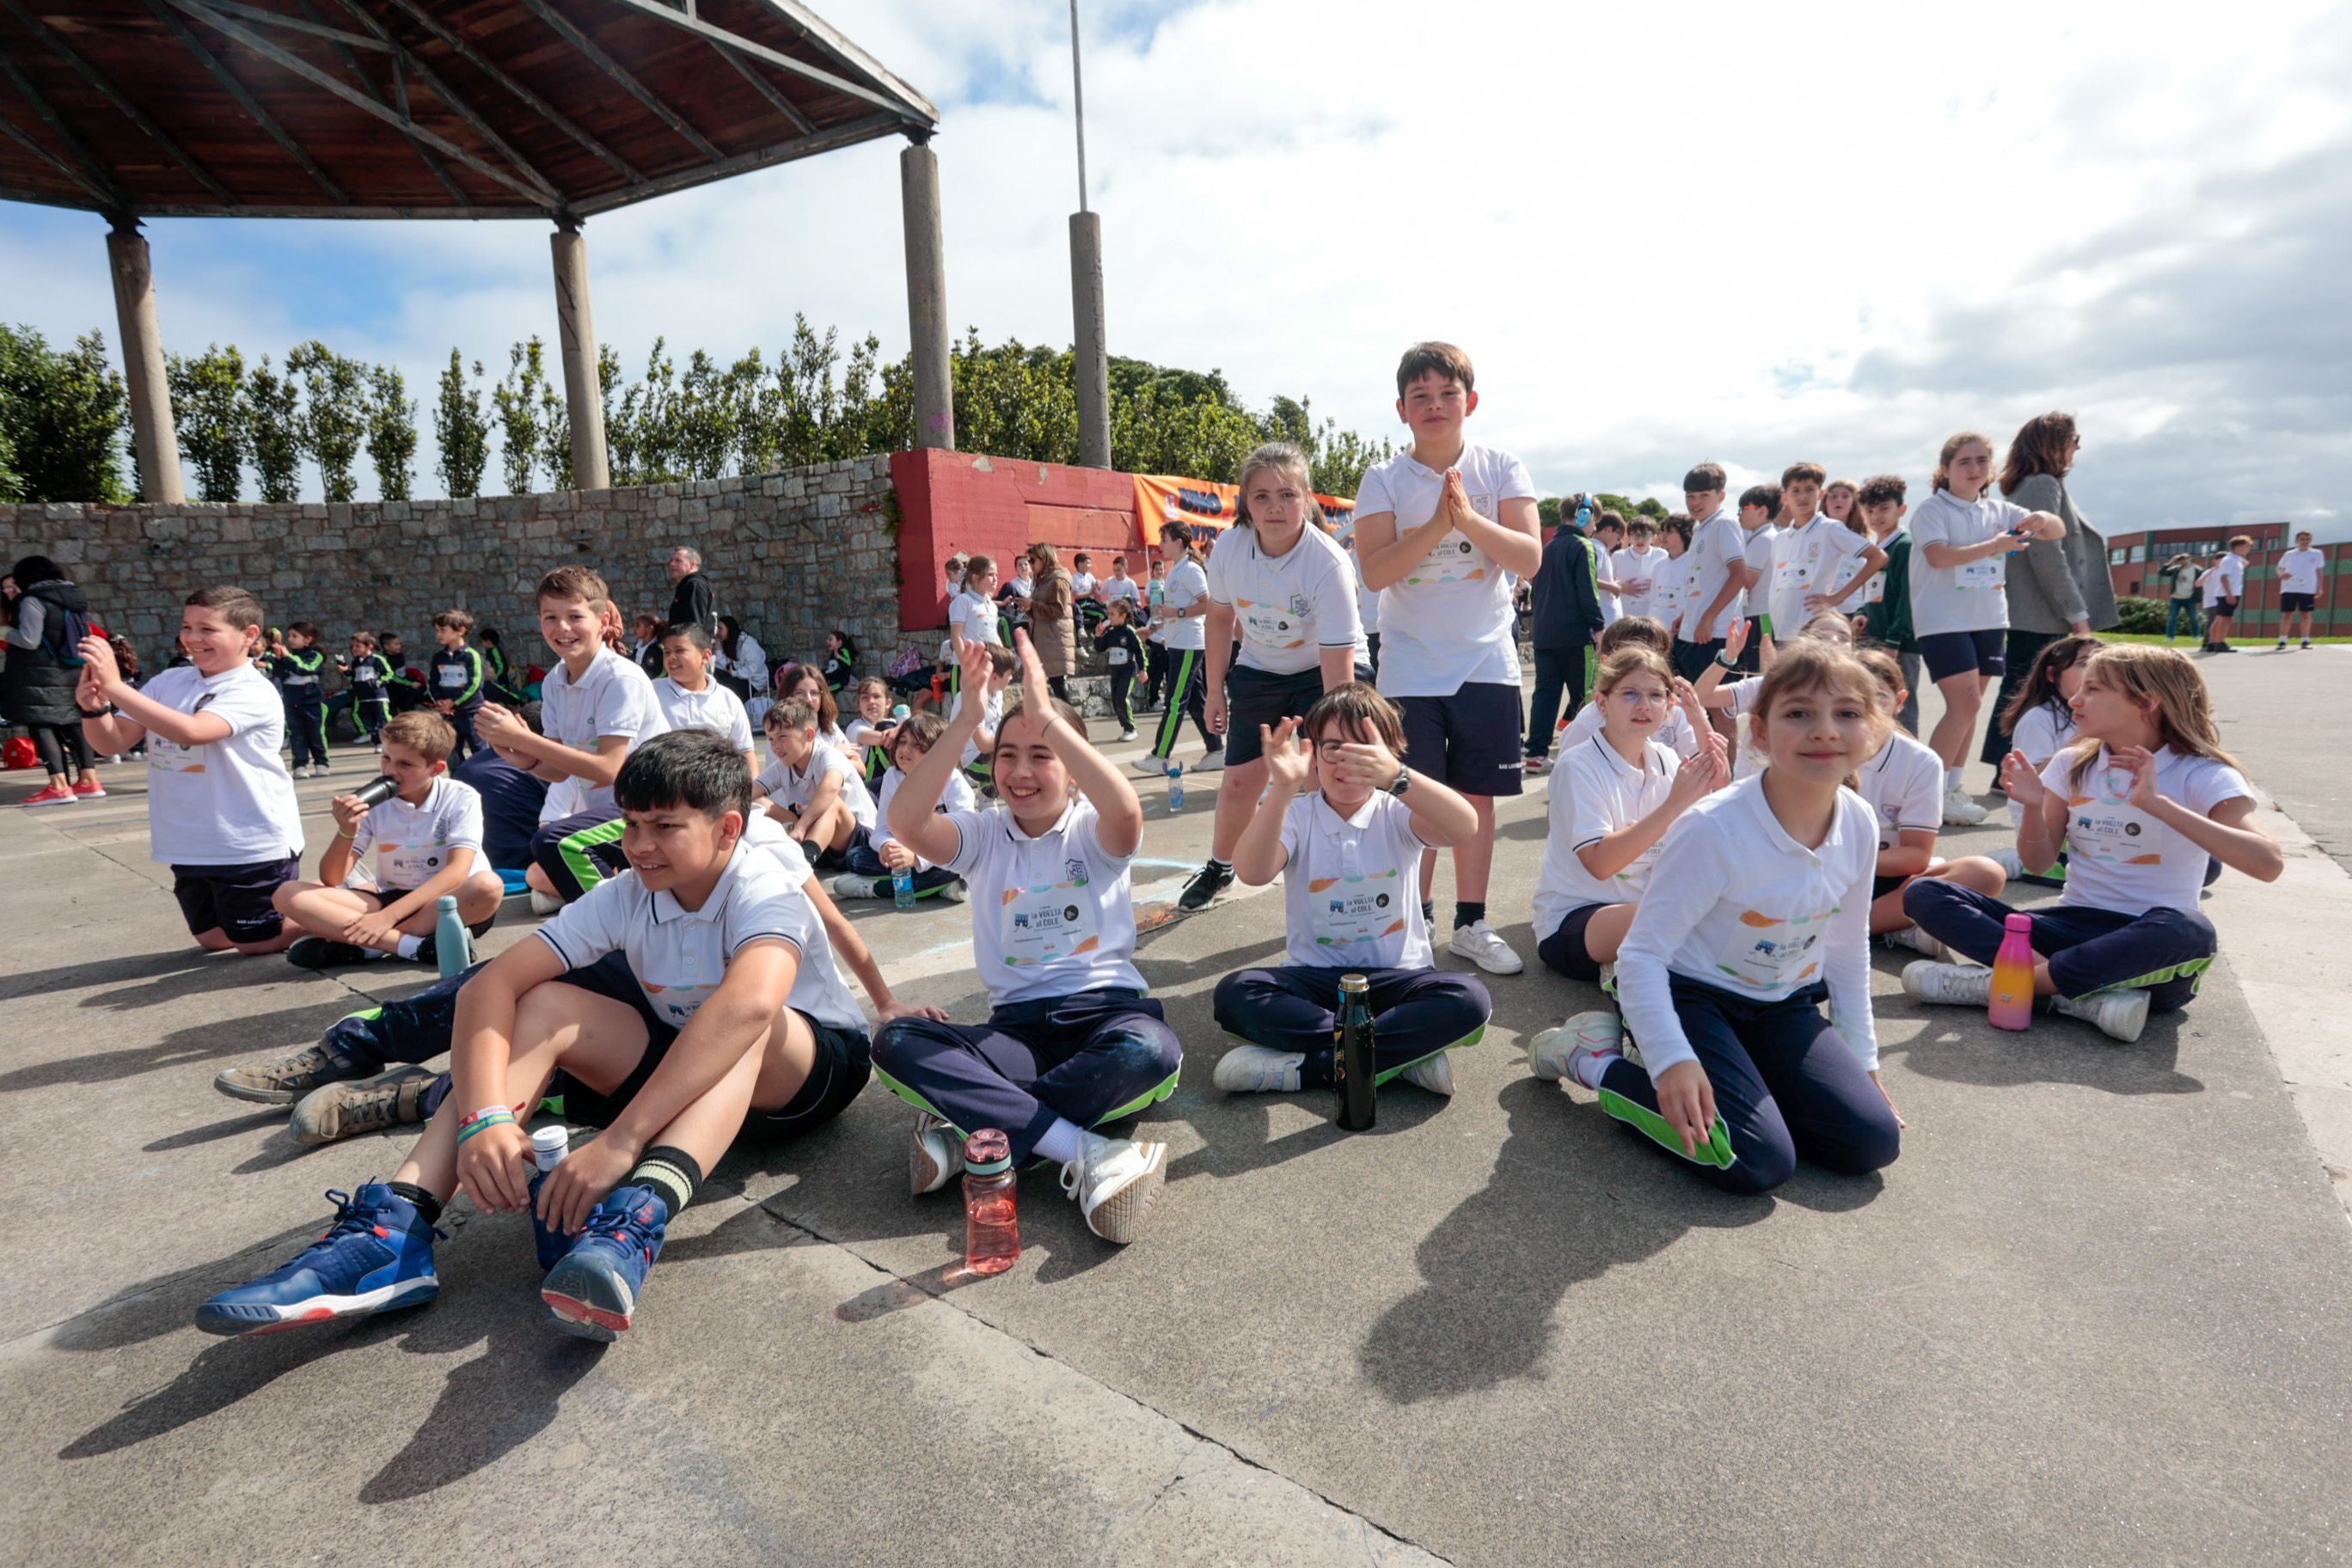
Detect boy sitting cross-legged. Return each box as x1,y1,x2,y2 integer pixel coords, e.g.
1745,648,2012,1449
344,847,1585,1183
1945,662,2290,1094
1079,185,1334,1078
869,632,1180,1245
1211,683,1491,1098
273,709,506,969
829,710,973,905
755,696,878,871
198,730,876,1341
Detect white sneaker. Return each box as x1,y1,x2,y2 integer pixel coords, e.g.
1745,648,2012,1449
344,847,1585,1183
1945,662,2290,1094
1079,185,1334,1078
291,765,310,780
1448,919,1524,975
940,879,969,903
2053,988,2150,1044
1061,1136,1167,1244
830,872,888,900
1118,728,1137,742
1194,748,1226,773
1398,1053,1455,1096
1988,845,2026,880
1131,753,1170,776
1883,923,1950,961
1941,785,1988,826
529,889,564,916
1528,1009,1622,1083
1902,960,1991,1008
1597,961,1617,998
909,1113,963,1195
1212,1043,1304,1093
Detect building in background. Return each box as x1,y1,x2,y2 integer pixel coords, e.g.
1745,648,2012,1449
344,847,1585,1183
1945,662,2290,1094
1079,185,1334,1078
2105,521,2344,636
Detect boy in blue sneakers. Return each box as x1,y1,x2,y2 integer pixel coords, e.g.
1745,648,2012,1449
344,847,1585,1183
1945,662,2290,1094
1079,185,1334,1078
199,730,873,1342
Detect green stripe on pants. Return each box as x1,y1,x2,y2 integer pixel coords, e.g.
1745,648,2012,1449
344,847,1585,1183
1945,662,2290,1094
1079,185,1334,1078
560,816,629,899
1154,648,1197,759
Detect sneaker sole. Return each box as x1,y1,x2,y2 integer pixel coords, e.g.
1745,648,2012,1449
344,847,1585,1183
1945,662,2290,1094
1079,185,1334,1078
212,1072,304,1106
542,1254,636,1341
1083,1147,1167,1244
1596,1088,1737,1169
910,1130,959,1196
196,1277,437,1337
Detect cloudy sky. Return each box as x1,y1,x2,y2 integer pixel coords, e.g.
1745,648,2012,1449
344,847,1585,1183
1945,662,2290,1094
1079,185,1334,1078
4,0,2347,536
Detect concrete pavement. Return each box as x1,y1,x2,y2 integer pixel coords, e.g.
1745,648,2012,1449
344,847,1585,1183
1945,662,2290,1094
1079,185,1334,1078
2,652,2349,1567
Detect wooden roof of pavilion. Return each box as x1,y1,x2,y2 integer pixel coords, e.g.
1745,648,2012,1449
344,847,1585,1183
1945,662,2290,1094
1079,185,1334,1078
0,0,939,220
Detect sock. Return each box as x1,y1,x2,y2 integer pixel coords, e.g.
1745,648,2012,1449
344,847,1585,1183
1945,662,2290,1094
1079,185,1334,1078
628,1146,703,1217
1207,857,1232,878
1574,1049,1621,1093
387,1181,443,1225
1421,900,1436,927
1455,900,1486,931
1945,767,1963,790
395,934,425,959
1032,1117,1087,1166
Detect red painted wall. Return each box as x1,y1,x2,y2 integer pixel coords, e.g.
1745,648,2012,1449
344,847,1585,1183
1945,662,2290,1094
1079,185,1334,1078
891,449,1148,631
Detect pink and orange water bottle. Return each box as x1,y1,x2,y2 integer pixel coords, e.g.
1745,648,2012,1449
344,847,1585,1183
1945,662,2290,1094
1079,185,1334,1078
1988,913,2037,1031
962,1128,1020,1277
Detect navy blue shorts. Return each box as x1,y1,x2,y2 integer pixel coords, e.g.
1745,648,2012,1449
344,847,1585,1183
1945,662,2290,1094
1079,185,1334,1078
1535,902,1610,983
1223,662,1369,765
171,855,299,943
1395,683,1523,797
2281,591,2316,614
1919,628,2006,683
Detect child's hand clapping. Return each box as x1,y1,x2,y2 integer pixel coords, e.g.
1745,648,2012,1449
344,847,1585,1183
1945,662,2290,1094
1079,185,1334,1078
1999,748,2047,808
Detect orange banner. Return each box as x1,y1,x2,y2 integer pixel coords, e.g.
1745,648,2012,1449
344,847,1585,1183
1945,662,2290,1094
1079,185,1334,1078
1134,475,1357,542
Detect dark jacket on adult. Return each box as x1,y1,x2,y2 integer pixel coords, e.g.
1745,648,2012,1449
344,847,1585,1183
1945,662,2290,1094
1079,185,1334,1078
668,572,718,640
3,577,92,728
1530,529,1607,649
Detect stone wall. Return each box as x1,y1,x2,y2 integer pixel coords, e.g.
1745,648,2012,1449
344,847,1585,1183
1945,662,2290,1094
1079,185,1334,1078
0,455,916,678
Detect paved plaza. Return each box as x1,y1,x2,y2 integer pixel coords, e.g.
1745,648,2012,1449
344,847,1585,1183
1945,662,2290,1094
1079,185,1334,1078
3,651,2349,1567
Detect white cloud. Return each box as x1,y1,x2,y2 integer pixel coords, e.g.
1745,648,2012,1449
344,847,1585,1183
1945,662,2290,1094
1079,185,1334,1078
3,0,2346,536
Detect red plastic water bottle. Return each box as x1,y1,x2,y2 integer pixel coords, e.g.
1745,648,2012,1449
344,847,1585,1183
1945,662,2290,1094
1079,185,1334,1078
962,1128,1020,1276
1988,913,2037,1031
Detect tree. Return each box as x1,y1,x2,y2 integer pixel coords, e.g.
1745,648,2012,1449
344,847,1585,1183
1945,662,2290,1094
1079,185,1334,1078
244,353,302,503
288,340,368,502
434,350,489,499
0,325,130,504
168,343,247,502
492,338,551,494
366,364,418,501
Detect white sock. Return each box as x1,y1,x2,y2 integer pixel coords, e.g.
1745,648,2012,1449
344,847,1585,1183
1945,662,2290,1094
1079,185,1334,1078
1575,1049,1620,1092
1032,1118,1088,1166
395,934,424,959
1945,767,1963,790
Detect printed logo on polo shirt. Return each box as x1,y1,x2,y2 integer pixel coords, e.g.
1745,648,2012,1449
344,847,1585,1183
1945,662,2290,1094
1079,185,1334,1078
1714,905,1835,989
640,979,719,1022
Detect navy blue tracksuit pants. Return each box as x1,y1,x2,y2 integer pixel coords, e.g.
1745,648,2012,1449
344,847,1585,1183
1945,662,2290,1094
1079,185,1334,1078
871,989,1181,1164
531,805,628,904
1212,965,1489,1086
324,952,634,1069
1903,879,2217,1013
1607,976,1900,1196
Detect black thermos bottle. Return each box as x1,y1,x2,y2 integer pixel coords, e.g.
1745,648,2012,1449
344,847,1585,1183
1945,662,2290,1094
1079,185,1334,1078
1335,973,1376,1130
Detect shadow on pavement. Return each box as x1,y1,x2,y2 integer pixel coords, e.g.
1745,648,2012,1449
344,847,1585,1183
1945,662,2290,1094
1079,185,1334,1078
1880,1006,2200,1097
0,945,219,1004
0,996,358,1094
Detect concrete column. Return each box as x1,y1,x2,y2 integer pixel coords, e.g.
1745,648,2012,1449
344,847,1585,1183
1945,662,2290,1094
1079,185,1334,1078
1069,211,1111,469
105,219,184,504
899,138,955,450
550,219,610,491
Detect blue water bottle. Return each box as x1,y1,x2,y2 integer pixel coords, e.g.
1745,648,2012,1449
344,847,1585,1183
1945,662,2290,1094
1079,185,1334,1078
434,893,469,977
1575,497,1594,533
1167,759,1185,814
891,859,917,910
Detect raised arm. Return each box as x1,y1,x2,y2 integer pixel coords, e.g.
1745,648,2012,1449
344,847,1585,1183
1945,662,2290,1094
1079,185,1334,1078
890,640,994,866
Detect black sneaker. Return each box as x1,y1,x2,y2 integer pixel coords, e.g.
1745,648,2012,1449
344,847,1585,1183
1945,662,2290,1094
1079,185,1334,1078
290,1065,438,1146
287,935,374,970
1178,861,1234,912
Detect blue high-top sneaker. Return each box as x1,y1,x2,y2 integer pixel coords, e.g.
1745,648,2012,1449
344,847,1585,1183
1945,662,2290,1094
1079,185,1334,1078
197,1184,443,1336
540,1185,671,1342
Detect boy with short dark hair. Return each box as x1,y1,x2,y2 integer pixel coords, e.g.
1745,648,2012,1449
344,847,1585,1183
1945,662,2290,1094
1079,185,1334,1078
1674,462,1748,683
830,711,973,904
2277,530,2326,649
198,729,874,1341
273,709,505,968
756,698,877,869
72,586,305,956
379,632,426,714
340,630,393,746
264,621,333,777
1732,482,1783,674
428,609,487,761
2201,536,2254,652
1766,461,1885,639
1855,475,1921,732
654,621,756,775
1350,340,1544,975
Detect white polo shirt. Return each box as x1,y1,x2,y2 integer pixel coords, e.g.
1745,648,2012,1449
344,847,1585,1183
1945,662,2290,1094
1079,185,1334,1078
1676,507,1748,644
1205,523,1367,676
538,647,670,821
874,765,977,872
2006,701,2078,826
1855,732,1945,852
1611,544,1668,624
1354,443,1537,696
350,775,484,891
1765,516,1871,635
1559,701,1703,760
1277,788,1435,971
2202,554,2247,607
758,744,877,830
2042,745,2251,918
1533,732,1682,934
941,797,1143,1006
951,588,1002,647
538,840,864,1033
140,661,305,867
653,676,754,753
2279,548,2325,596
1907,490,2031,637
1070,571,1098,598
1615,773,1881,1074
1159,557,1210,652
1103,574,1141,606
1741,524,1780,628
1651,553,1688,630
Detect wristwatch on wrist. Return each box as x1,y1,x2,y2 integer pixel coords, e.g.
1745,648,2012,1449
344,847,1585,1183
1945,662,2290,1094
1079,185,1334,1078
1714,651,1738,669
80,701,118,718
1386,767,1412,799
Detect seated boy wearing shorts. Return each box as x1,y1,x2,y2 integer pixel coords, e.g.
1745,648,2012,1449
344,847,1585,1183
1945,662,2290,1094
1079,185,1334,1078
199,731,873,1342
273,710,507,969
